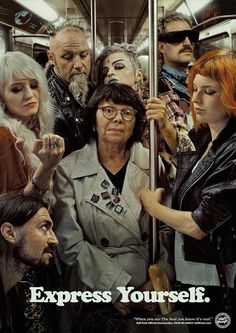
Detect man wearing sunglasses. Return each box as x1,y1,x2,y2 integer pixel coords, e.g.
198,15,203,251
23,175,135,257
144,12,197,187
158,12,199,130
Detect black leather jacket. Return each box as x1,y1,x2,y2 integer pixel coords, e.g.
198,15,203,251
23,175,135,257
0,264,61,333
47,65,88,157
172,117,236,264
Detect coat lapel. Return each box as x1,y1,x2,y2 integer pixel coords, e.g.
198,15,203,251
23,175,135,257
72,141,150,241
122,161,149,220
84,166,142,239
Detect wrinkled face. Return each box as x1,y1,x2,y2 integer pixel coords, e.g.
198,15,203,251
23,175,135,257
192,74,229,126
13,208,58,267
49,29,91,83
102,52,141,90
3,77,40,122
159,20,194,70
96,99,136,146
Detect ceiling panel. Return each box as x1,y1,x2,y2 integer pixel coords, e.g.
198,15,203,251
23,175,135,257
73,0,148,45
1,0,179,45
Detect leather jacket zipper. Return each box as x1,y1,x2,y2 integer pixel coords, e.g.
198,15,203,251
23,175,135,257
179,161,214,210
209,215,231,243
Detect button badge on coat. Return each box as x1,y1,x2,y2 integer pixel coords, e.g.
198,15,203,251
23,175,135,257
101,191,111,200
91,194,99,203
106,201,115,209
114,205,123,214
112,188,119,195
101,180,110,189
113,196,120,204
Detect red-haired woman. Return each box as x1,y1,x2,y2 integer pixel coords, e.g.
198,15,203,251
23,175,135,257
140,49,236,332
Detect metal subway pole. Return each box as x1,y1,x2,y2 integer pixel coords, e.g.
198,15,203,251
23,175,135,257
90,0,97,79
148,0,159,265
147,0,172,315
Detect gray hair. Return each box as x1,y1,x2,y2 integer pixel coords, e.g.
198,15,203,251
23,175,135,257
0,51,54,170
94,42,139,87
49,18,86,37
48,18,88,54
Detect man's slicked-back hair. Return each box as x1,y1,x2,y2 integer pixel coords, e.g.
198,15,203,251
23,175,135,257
0,193,48,256
157,11,193,69
158,11,193,36
49,18,86,37
0,193,48,228
48,18,87,52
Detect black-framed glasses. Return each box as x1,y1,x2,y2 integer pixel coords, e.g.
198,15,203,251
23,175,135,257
159,30,199,44
98,106,137,121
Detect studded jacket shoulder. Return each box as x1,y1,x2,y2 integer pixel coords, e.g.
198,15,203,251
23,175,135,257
46,64,87,157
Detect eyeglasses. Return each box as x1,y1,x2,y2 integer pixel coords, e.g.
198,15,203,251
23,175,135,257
159,30,199,44
98,106,137,121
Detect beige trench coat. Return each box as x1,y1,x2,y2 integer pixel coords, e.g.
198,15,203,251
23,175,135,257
53,141,174,331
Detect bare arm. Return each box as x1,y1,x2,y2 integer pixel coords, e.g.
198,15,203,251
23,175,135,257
140,188,207,240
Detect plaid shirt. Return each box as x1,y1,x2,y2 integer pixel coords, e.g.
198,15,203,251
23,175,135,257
142,88,195,184
142,89,195,153
159,90,195,153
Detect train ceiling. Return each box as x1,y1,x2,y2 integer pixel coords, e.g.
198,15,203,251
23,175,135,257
3,0,234,47
0,0,178,43
50,0,178,45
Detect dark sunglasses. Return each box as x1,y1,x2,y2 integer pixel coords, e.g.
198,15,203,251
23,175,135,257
159,30,199,44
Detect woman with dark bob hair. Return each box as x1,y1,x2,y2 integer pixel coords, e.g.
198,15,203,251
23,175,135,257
83,81,145,146
53,83,172,332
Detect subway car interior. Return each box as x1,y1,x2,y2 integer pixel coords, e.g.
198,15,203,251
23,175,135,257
0,0,236,64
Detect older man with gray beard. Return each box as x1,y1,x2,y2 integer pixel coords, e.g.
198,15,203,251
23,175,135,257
47,20,92,156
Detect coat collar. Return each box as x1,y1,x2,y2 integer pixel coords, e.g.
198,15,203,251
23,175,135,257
68,141,150,239
71,140,149,179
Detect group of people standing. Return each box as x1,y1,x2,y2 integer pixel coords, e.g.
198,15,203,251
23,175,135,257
0,10,236,333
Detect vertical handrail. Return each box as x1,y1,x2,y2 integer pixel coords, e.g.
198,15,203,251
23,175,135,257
148,0,159,265
90,0,97,77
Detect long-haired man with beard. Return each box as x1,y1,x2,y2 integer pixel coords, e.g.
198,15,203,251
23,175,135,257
47,20,92,156
0,193,59,333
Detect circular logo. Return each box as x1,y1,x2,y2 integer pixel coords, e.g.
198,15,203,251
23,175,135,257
214,312,231,329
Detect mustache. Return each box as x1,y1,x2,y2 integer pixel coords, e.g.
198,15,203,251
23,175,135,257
179,46,193,53
43,245,56,255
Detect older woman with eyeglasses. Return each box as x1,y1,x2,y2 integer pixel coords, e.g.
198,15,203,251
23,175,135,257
53,83,173,332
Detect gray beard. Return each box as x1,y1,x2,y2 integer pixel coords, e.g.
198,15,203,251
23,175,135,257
69,73,89,106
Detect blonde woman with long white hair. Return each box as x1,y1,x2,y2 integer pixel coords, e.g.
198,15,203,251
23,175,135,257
0,51,64,196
